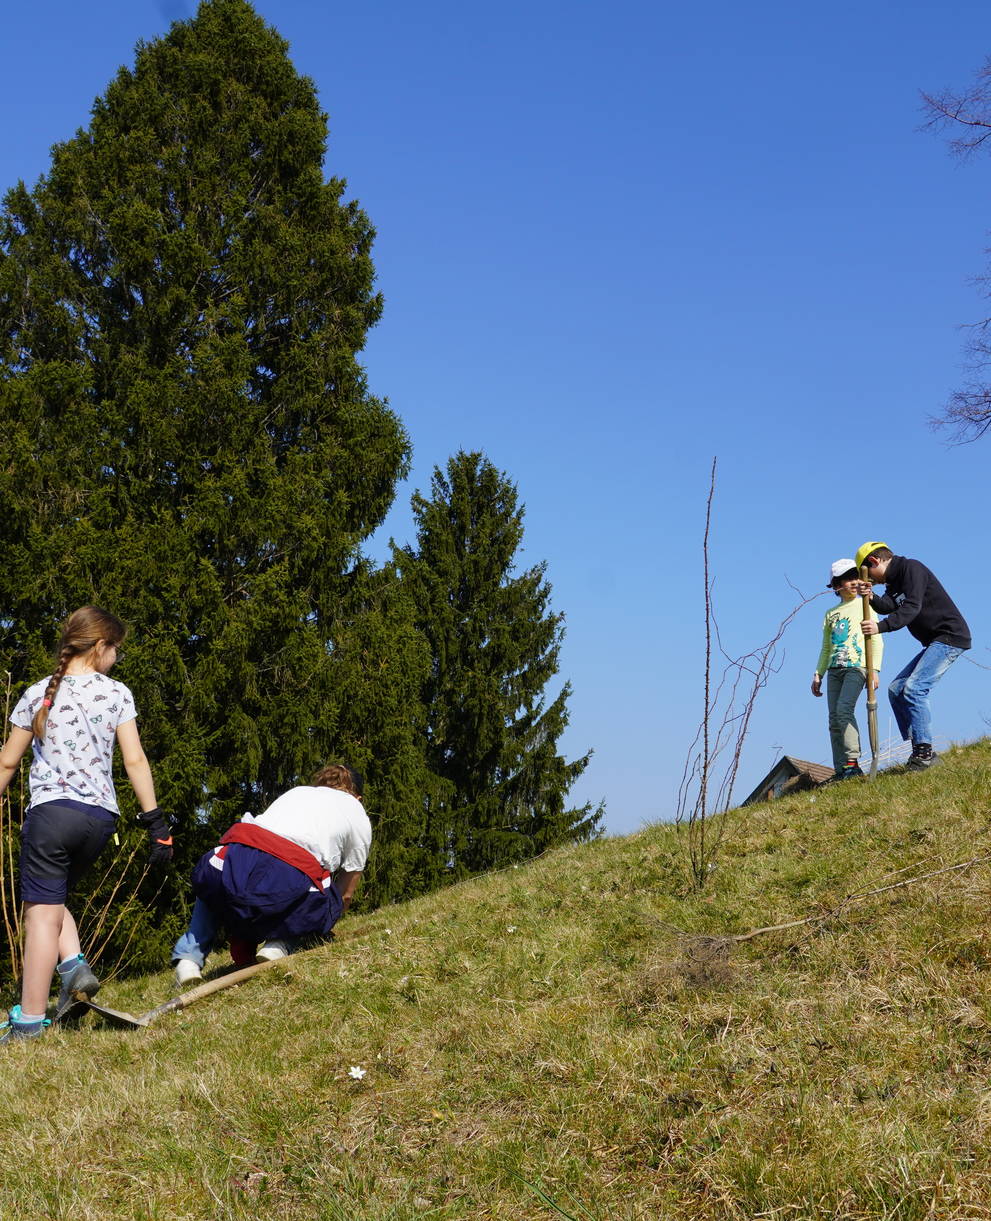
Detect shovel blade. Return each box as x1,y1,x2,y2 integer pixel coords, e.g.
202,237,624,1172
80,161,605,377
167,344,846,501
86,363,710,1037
867,705,880,780
80,999,151,1028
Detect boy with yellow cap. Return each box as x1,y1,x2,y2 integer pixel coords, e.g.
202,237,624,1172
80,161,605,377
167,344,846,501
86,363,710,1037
855,541,971,770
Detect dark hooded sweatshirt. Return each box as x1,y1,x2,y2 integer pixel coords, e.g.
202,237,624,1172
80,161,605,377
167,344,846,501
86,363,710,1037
870,556,971,650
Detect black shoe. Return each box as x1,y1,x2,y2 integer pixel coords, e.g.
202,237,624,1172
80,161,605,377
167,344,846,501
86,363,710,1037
822,767,860,784
906,745,938,772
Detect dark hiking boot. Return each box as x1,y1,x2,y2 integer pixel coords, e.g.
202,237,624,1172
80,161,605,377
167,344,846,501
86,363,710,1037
823,764,863,784
906,744,938,772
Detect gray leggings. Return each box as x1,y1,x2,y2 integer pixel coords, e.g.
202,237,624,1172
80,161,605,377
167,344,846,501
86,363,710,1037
826,667,867,771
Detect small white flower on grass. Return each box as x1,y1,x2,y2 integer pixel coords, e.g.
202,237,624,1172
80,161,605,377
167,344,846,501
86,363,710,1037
384,928,393,935
348,1066,367,1080
506,926,517,933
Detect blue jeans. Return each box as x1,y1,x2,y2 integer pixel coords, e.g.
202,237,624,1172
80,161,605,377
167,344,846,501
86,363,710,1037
171,898,219,968
171,897,300,967
888,641,964,745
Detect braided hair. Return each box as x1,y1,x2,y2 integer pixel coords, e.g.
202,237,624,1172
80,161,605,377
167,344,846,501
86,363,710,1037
31,606,127,739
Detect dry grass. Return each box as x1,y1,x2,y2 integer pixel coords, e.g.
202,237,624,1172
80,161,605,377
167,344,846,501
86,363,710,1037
3,740,991,1218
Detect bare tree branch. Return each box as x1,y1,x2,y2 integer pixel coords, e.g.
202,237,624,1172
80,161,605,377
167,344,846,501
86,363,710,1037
920,57,991,157
677,462,823,888
922,58,991,440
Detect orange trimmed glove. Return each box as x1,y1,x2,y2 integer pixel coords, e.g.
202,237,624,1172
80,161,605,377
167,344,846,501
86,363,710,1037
138,808,175,869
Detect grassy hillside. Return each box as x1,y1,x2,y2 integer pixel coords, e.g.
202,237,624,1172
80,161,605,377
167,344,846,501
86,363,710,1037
3,740,991,1219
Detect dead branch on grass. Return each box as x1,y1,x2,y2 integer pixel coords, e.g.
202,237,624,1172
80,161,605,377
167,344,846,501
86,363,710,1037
729,849,991,943
651,848,991,964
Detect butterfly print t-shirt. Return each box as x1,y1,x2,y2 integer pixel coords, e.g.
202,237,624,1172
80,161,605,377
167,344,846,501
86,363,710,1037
11,673,137,815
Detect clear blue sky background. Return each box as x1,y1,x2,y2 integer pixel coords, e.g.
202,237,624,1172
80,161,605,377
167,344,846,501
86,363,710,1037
3,1,990,834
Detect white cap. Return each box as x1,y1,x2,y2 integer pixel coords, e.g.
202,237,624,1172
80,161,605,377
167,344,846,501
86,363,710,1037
828,558,857,587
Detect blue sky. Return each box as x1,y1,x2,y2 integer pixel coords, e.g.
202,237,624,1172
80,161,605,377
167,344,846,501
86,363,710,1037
4,1,990,834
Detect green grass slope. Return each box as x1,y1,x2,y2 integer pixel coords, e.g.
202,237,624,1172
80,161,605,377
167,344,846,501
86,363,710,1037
3,741,991,1220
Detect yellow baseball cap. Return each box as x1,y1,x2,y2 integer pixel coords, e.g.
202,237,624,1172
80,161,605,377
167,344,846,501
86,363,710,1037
855,541,890,570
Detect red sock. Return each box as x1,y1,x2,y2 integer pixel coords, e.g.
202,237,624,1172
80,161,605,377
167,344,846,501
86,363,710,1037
229,939,256,967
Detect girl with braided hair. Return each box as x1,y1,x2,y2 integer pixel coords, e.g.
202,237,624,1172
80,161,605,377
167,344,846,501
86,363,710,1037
0,606,172,1043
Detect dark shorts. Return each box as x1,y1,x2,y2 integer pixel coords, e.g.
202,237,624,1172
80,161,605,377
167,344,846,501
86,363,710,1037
20,800,116,904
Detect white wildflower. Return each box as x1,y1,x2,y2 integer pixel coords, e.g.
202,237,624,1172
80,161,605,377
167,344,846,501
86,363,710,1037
348,1066,367,1080
506,926,517,933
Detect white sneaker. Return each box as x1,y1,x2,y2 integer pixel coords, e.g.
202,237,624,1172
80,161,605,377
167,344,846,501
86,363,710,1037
174,959,202,985
256,940,289,962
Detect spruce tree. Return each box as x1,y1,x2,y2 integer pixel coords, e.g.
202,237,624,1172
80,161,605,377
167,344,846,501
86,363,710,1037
393,451,602,880
325,561,437,910
0,0,411,961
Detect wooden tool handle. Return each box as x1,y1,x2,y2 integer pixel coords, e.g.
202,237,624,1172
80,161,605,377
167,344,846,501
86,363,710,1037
140,956,289,1023
860,564,875,679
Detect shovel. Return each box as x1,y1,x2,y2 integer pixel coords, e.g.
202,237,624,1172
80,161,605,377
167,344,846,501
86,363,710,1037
58,956,289,1029
860,563,880,779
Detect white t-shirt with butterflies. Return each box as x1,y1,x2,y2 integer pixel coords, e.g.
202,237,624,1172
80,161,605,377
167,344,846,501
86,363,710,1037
10,672,137,815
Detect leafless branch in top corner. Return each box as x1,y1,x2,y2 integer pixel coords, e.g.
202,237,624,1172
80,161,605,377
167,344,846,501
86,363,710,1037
922,59,991,442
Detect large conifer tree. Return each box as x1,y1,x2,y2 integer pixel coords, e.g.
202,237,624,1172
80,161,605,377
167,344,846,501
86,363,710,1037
324,561,437,909
393,451,602,880
0,0,413,954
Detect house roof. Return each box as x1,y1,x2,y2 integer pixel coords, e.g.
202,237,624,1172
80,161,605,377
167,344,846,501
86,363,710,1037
741,755,834,805
780,757,834,785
